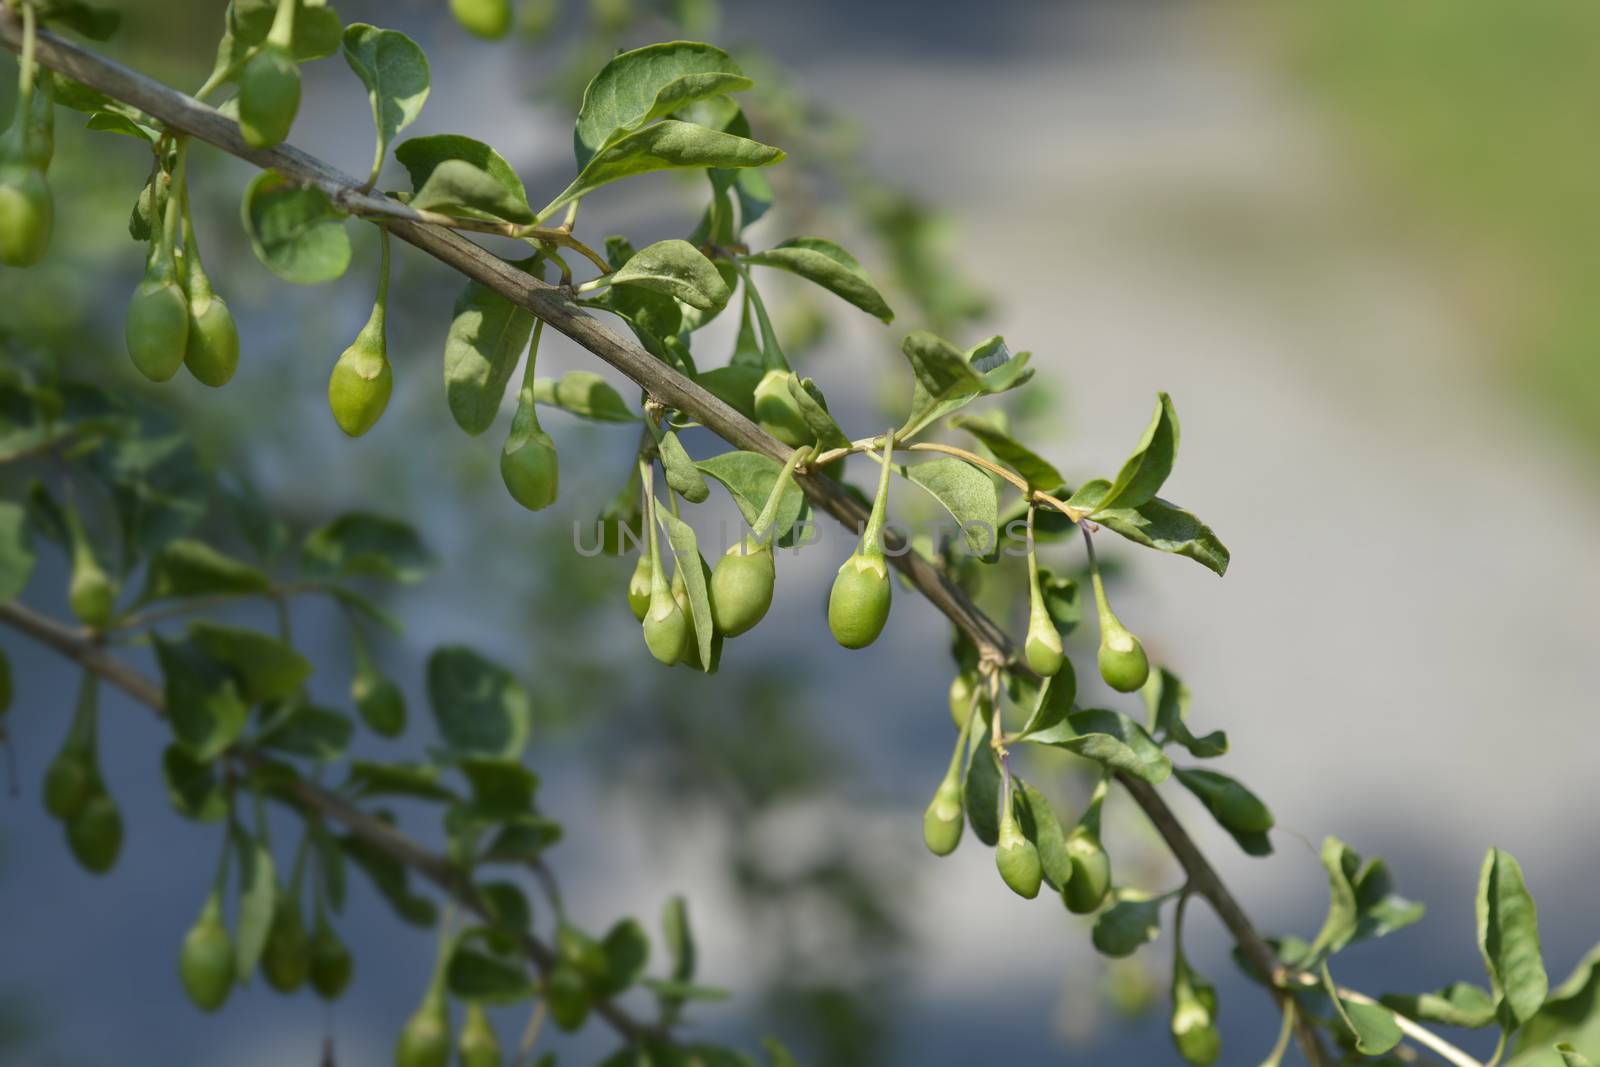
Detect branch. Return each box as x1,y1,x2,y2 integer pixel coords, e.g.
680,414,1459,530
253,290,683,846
0,598,659,1044
1,16,1328,1063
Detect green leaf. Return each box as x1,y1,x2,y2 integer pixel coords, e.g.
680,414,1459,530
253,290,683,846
0,502,36,600
155,636,249,762
395,134,533,224
1479,846,1549,1030
1014,780,1074,891
642,978,730,1003
457,758,539,821
899,457,999,557
596,919,651,996
963,724,1001,847
1142,667,1227,758
427,647,533,761
659,431,710,503
477,882,532,931
161,744,228,822
302,512,434,583
1309,838,1424,962
1352,859,1425,944
1382,982,1498,1030
224,0,341,63
611,239,731,312
344,761,459,803
341,24,430,175
85,110,158,142
574,42,752,170
1092,893,1164,957
663,896,695,982
234,831,277,982
34,0,120,39
786,376,851,451
1093,496,1230,577
1331,995,1403,1056
949,414,1063,491
341,828,436,926
483,816,563,862
531,371,638,422
1510,945,1600,1066
1037,569,1081,632
696,451,805,542
1022,708,1172,784
1095,393,1180,513
187,623,312,704
1558,1044,1595,1067
1311,838,1362,959
443,273,537,436
448,936,536,1004
138,539,270,603
898,331,986,405
241,171,351,285
695,364,763,421
543,120,784,221
1174,768,1273,856
256,702,352,762
743,237,894,322
656,507,714,670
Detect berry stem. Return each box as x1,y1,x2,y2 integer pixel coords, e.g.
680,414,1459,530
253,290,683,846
750,444,810,544
266,0,296,50
858,431,894,557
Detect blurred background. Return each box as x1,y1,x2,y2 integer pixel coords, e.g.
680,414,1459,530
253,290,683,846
2,0,1598,1064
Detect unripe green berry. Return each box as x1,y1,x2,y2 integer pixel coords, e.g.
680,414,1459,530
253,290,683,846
457,1001,501,1067
184,292,241,387
450,0,513,39
752,369,814,448
1025,599,1065,677
626,554,652,621
1061,827,1111,914
710,538,774,637
995,807,1042,899
499,427,559,511
642,581,690,665
948,671,979,729
0,162,52,267
125,276,190,382
42,751,91,820
179,894,235,1012
827,551,890,649
1097,625,1149,693
922,774,964,857
1171,957,1221,1065
68,557,116,628
395,994,450,1067
261,891,310,994
352,667,406,738
65,789,122,874
237,44,300,149
309,918,354,1000
328,330,392,437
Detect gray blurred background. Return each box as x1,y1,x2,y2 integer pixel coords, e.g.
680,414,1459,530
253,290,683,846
2,0,1598,1064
